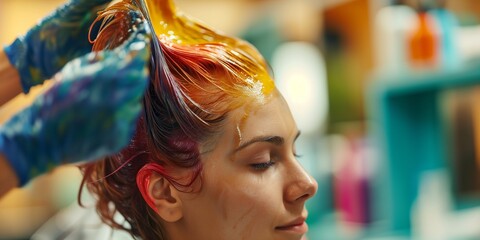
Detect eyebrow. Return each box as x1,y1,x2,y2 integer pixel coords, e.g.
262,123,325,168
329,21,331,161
234,131,301,153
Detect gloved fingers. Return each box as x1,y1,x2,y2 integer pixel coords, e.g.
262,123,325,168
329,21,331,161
84,13,151,95
4,0,113,93
53,17,150,87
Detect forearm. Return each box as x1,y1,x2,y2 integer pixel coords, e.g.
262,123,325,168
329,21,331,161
0,153,19,197
0,50,22,105
0,50,23,195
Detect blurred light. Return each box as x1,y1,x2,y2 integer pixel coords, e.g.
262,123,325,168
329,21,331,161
272,42,328,134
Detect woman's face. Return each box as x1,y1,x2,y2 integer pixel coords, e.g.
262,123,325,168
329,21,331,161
176,90,318,240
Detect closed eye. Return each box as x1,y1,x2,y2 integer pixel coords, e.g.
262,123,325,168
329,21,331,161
250,160,276,170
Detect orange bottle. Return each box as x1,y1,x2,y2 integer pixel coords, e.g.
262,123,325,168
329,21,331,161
408,10,439,69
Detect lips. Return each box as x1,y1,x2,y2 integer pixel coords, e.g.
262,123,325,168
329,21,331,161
275,217,308,234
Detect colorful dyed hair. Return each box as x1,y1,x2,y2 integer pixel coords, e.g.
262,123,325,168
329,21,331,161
80,0,274,239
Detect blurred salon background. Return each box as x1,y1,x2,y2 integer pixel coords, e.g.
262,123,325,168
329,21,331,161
2,0,480,239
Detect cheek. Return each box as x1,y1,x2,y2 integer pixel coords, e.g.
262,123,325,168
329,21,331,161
206,170,282,235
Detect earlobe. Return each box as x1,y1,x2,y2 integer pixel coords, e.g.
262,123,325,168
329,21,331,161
137,163,183,222
149,172,183,222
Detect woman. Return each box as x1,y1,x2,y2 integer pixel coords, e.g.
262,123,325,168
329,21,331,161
81,0,318,239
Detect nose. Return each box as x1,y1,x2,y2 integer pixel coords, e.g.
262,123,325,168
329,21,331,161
284,160,318,203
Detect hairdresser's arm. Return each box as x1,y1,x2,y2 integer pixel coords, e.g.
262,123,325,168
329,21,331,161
0,154,19,197
0,19,150,188
0,50,22,105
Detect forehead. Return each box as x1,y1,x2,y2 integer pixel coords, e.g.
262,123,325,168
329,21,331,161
224,90,297,148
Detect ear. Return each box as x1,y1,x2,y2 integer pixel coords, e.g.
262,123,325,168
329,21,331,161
137,163,183,222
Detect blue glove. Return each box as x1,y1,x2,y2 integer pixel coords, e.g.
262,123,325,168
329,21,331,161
0,18,151,186
3,0,111,93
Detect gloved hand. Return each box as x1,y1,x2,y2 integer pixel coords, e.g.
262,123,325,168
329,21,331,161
0,16,151,186
3,0,111,93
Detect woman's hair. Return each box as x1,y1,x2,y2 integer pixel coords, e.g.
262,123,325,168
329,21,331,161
79,0,274,239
